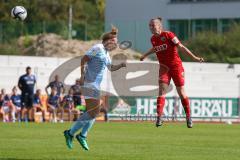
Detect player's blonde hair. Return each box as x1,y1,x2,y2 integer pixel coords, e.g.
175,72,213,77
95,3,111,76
101,25,118,42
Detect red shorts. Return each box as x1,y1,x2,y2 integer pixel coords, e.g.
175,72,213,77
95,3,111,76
159,65,185,87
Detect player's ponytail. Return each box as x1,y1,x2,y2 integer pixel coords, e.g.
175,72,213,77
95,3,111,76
110,25,118,35
102,25,118,42
157,17,162,22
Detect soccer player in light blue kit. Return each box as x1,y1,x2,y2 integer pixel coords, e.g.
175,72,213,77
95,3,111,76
64,26,126,150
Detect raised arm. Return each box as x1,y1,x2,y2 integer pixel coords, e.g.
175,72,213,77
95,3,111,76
108,63,126,72
178,43,204,62
140,47,155,61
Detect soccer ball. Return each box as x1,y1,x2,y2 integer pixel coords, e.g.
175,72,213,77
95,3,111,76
226,120,232,125
11,6,27,21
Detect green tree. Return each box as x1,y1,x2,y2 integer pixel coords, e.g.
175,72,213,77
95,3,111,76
181,24,240,64
0,0,104,40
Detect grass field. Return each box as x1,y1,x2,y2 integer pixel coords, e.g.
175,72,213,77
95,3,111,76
0,122,240,160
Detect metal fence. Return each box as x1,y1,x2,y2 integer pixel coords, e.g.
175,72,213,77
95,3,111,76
0,21,104,43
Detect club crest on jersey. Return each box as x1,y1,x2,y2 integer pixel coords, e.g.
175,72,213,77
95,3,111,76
92,49,97,56
161,37,166,42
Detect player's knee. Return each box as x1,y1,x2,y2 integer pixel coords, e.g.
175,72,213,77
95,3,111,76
88,108,100,118
159,89,166,96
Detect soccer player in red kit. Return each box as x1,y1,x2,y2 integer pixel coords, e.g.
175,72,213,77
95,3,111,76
140,17,204,128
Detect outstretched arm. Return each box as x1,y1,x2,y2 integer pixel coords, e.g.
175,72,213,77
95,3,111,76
178,43,204,62
140,48,155,61
108,63,126,72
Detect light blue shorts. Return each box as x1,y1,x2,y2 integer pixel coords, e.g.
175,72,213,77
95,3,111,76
82,82,100,100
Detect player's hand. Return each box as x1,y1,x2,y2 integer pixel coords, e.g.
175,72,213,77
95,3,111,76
195,57,204,63
140,55,145,61
121,62,126,68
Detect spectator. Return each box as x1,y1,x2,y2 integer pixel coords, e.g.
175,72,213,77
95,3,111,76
99,96,109,122
71,79,82,105
33,89,46,122
70,79,82,120
18,66,36,122
0,89,11,122
10,86,22,122
47,87,62,123
45,75,65,97
62,88,76,121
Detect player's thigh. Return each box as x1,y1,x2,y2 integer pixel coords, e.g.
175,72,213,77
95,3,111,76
159,68,171,95
170,67,185,87
85,98,100,117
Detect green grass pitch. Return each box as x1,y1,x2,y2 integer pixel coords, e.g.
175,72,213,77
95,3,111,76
0,122,240,160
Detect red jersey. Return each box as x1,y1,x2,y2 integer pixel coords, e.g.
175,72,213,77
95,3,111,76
151,31,182,67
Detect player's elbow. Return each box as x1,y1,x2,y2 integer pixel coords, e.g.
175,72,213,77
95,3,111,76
108,65,114,72
109,68,114,72
81,55,90,65
178,44,187,52
177,43,184,49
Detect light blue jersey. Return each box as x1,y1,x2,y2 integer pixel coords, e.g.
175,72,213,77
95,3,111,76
83,44,111,99
84,44,111,85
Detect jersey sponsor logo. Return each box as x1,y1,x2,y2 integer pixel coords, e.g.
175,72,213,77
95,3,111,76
14,99,21,103
26,81,34,84
154,44,167,52
172,37,179,44
161,36,166,42
114,97,236,118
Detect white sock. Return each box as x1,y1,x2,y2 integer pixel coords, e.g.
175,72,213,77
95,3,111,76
11,111,16,121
